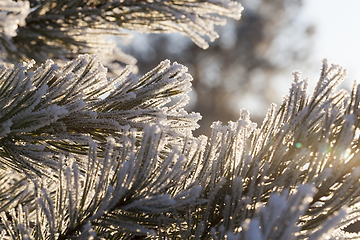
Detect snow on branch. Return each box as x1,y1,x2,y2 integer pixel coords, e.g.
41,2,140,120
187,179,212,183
0,55,200,176
113,0,243,49
0,125,202,239
226,185,346,240
0,0,243,67
2,58,360,238
25,0,243,49
169,59,360,238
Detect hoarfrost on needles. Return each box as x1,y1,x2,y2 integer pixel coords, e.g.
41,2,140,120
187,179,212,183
1,0,360,238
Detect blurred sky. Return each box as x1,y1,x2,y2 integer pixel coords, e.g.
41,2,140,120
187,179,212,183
300,0,360,90
121,0,360,122
233,0,360,118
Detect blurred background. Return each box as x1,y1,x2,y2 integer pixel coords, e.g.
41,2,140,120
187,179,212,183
120,0,360,136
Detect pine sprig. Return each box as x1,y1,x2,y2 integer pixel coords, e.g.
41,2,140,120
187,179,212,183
0,55,200,176
2,57,360,238
170,59,360,239
1,125,202,239
0,0,243,67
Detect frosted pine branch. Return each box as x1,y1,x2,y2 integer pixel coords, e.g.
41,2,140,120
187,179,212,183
2,57,360,239
4,0,360,239
170,59,360,238
225,185,346,240
1,125,202,239
109,0,243,49
0,55,200,176
0,0,243,68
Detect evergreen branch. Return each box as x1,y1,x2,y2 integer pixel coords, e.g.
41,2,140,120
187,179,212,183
25,0,243,49
1,125,202,239
170,59,360,238
0,0,243,68
0,55,200,177
1,53,360,238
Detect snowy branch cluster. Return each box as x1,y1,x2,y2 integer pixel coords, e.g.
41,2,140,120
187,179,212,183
0,0,360,239
0,0,243,73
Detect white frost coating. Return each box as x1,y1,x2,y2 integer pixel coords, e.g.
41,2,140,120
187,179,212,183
311,208,347,240
88,185,114,221
120,0,243,49
227,185,318,240
11,105,69,133
0,0,30,37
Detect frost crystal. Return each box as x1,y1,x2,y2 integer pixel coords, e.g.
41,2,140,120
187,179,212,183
0,0,29,37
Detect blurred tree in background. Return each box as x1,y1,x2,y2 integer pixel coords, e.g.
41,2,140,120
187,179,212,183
123,0,315,135
0,0,314,135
